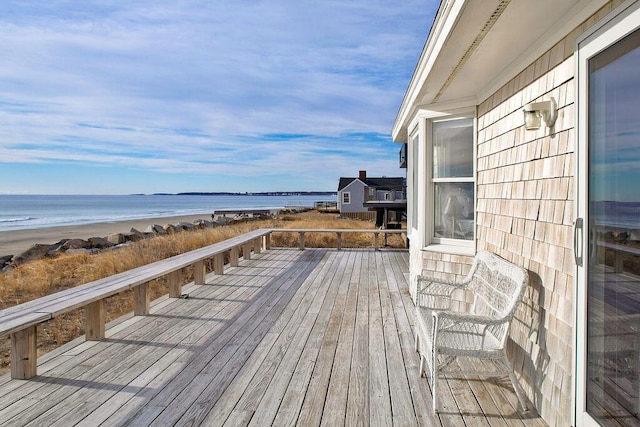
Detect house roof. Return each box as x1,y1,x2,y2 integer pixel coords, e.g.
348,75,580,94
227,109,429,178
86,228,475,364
338,177,404,192
392,0,609,143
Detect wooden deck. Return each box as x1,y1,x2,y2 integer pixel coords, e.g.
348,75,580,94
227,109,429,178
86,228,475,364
0,248,547,426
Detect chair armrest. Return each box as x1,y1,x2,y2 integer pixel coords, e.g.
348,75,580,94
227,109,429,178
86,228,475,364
433,310,498,326
416,276,468,310
417,275,467,295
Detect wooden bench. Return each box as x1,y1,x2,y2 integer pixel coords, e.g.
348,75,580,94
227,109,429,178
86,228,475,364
598,241,640,273
0,229,271,380
414,250,529,412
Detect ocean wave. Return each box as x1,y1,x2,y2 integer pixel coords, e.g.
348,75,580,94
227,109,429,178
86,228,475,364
0,216,34,224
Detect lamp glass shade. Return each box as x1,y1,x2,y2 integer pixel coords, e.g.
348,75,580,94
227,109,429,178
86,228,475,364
524,110,541,130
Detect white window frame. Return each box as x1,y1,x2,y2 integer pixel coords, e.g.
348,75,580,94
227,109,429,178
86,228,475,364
409,125,421,238
425,114,476,251
342,192,351,205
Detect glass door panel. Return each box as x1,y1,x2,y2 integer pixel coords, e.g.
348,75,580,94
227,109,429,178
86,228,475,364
586,27,640,426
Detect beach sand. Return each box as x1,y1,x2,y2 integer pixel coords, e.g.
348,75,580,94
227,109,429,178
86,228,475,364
0,214,216,258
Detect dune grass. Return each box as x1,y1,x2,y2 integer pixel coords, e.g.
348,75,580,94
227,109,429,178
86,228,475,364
0,210,405,374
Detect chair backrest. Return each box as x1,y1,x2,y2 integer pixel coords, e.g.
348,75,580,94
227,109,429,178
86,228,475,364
467,251,528,343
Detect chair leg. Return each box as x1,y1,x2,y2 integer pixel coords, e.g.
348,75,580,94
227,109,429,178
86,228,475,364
419,354,425,378
432,370,438,413
415,331,419,352
508,370,528,411
432,352,438,412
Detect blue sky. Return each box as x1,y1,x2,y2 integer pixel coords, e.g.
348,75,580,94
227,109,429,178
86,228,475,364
0,1,436,194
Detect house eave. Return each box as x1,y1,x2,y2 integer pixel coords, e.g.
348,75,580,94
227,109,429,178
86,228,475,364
392,0,610,143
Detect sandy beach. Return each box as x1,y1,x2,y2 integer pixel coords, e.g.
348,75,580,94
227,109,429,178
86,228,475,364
0,214,216,258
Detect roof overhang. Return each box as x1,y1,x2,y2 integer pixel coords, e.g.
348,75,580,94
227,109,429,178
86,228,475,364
392,0,609,143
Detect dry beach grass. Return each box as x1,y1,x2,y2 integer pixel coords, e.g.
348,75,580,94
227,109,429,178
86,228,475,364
0,210,405,374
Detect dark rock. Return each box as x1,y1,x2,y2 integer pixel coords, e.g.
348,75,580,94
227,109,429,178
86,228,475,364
193,219,213,229
164,224,178,234
88,237,115,249
13,244,58,265
66,248,101,255
145,224,167,235
176,222,196,231
215,217,233,226
0,255,13,270
62,239,92,250
126,228,147,242
106,233,126,245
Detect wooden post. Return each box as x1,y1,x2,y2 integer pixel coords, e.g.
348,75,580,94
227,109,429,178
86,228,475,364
230,247,239,267
337,232,342,251
299,232,306,251
242,243,252,260
135,283,150,316
254,238,262,254
11,326,37,379
86,300,105,341
264,234,271,250
614,251,624,273
214,253,225,275
374,232,379,251
168,270,182,298
194,260,206,285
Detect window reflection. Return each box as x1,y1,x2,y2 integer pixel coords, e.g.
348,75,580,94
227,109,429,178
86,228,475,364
587,28,640,426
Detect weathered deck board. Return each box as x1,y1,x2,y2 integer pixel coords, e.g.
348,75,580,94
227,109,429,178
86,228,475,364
0,248,547,426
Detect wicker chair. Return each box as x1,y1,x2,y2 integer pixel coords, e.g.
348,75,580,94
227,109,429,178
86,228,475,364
414,250,529,412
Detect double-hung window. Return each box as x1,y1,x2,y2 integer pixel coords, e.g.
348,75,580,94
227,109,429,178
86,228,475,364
429,117,474,244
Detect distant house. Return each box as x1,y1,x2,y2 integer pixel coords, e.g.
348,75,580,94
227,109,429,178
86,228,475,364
337,171,405,223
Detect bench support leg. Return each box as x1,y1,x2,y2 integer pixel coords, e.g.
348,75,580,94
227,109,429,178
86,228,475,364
264,234,271,250
299,232,305,251
253,238,262,254
194,260,206,285
337,232,342,251
242,243,252,260
214,253,225,275
135,283,150,316
168,270,182,298
11,326,37,379
86,300,105,340
230,247,239,267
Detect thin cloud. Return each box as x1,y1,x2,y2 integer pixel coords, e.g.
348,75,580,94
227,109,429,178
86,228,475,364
0,0,435,193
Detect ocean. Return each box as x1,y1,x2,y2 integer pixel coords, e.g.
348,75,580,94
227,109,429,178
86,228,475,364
0,194,336,232
591,201,640,229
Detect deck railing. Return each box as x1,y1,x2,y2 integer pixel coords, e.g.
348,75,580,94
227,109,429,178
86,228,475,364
270,228,406,250
0,227,406,379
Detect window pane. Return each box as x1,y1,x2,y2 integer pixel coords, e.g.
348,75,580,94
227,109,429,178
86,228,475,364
411,133,419,230
432,118,473,178
434,182,474,240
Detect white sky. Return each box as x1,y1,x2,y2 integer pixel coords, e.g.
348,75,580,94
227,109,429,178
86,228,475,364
0,0,436,194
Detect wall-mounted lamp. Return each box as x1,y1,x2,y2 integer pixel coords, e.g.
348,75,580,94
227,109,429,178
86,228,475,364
523,97,557,130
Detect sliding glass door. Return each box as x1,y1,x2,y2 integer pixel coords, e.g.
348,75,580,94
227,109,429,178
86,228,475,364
576,3,640,425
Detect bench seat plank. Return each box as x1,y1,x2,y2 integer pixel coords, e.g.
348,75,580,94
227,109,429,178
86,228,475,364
0,313,52,337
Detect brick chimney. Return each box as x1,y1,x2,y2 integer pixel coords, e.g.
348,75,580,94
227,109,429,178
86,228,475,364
358,170,367,180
